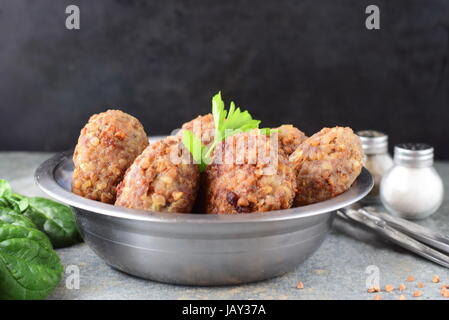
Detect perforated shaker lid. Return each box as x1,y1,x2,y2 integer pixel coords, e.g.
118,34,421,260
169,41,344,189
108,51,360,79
357,130,388,154
394,143,434,167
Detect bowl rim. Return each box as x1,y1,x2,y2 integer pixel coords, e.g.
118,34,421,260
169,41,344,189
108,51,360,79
35,150,373,225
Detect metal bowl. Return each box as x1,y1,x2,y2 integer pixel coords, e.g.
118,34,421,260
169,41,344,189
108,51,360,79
35,150,373,285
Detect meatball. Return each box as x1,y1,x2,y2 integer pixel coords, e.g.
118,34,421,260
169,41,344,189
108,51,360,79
205,130,297,214
176,114,216,213
72,110,148,203
289,127,363,206
115,136,199,213
177,113,215,146
276,124,307,156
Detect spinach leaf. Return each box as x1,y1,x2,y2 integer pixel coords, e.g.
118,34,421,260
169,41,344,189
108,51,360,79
0,197,10,209
0,223,63,300
0,179,81,248
0,180,28,213
23,197,81,248
0,208,37,229
0,179,12,197
1,193,29,213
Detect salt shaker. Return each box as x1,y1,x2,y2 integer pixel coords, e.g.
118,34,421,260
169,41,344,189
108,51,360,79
357,130,393,203
380,143,444,220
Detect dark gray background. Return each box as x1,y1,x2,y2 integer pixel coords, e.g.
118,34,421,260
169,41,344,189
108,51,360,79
0,0,448,158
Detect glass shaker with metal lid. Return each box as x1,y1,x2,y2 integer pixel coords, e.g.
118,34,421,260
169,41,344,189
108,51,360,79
380,143,443,220
357,130,393,203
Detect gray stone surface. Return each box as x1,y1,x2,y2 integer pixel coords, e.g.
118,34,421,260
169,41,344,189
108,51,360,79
1,151,448,300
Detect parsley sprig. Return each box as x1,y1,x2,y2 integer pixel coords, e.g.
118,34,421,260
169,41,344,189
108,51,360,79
182,92,261,171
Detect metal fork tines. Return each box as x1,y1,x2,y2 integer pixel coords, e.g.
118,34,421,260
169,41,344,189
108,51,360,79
338,207,449,269
362,206,449,255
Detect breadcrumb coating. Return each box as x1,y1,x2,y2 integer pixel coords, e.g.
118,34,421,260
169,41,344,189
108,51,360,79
115,136,199,213
289,127,363,206
205,130,297,214
276,124,307,156
177,113,215,147
72,110,148,203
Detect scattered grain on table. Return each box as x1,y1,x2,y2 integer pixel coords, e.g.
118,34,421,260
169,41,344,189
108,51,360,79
367,286,380,293
385,284,394,293
412,290,422,297
432,275,440,283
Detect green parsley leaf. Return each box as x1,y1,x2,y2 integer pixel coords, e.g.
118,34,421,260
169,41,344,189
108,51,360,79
182,91,261,172
259,128,277,135
182,130,209,172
